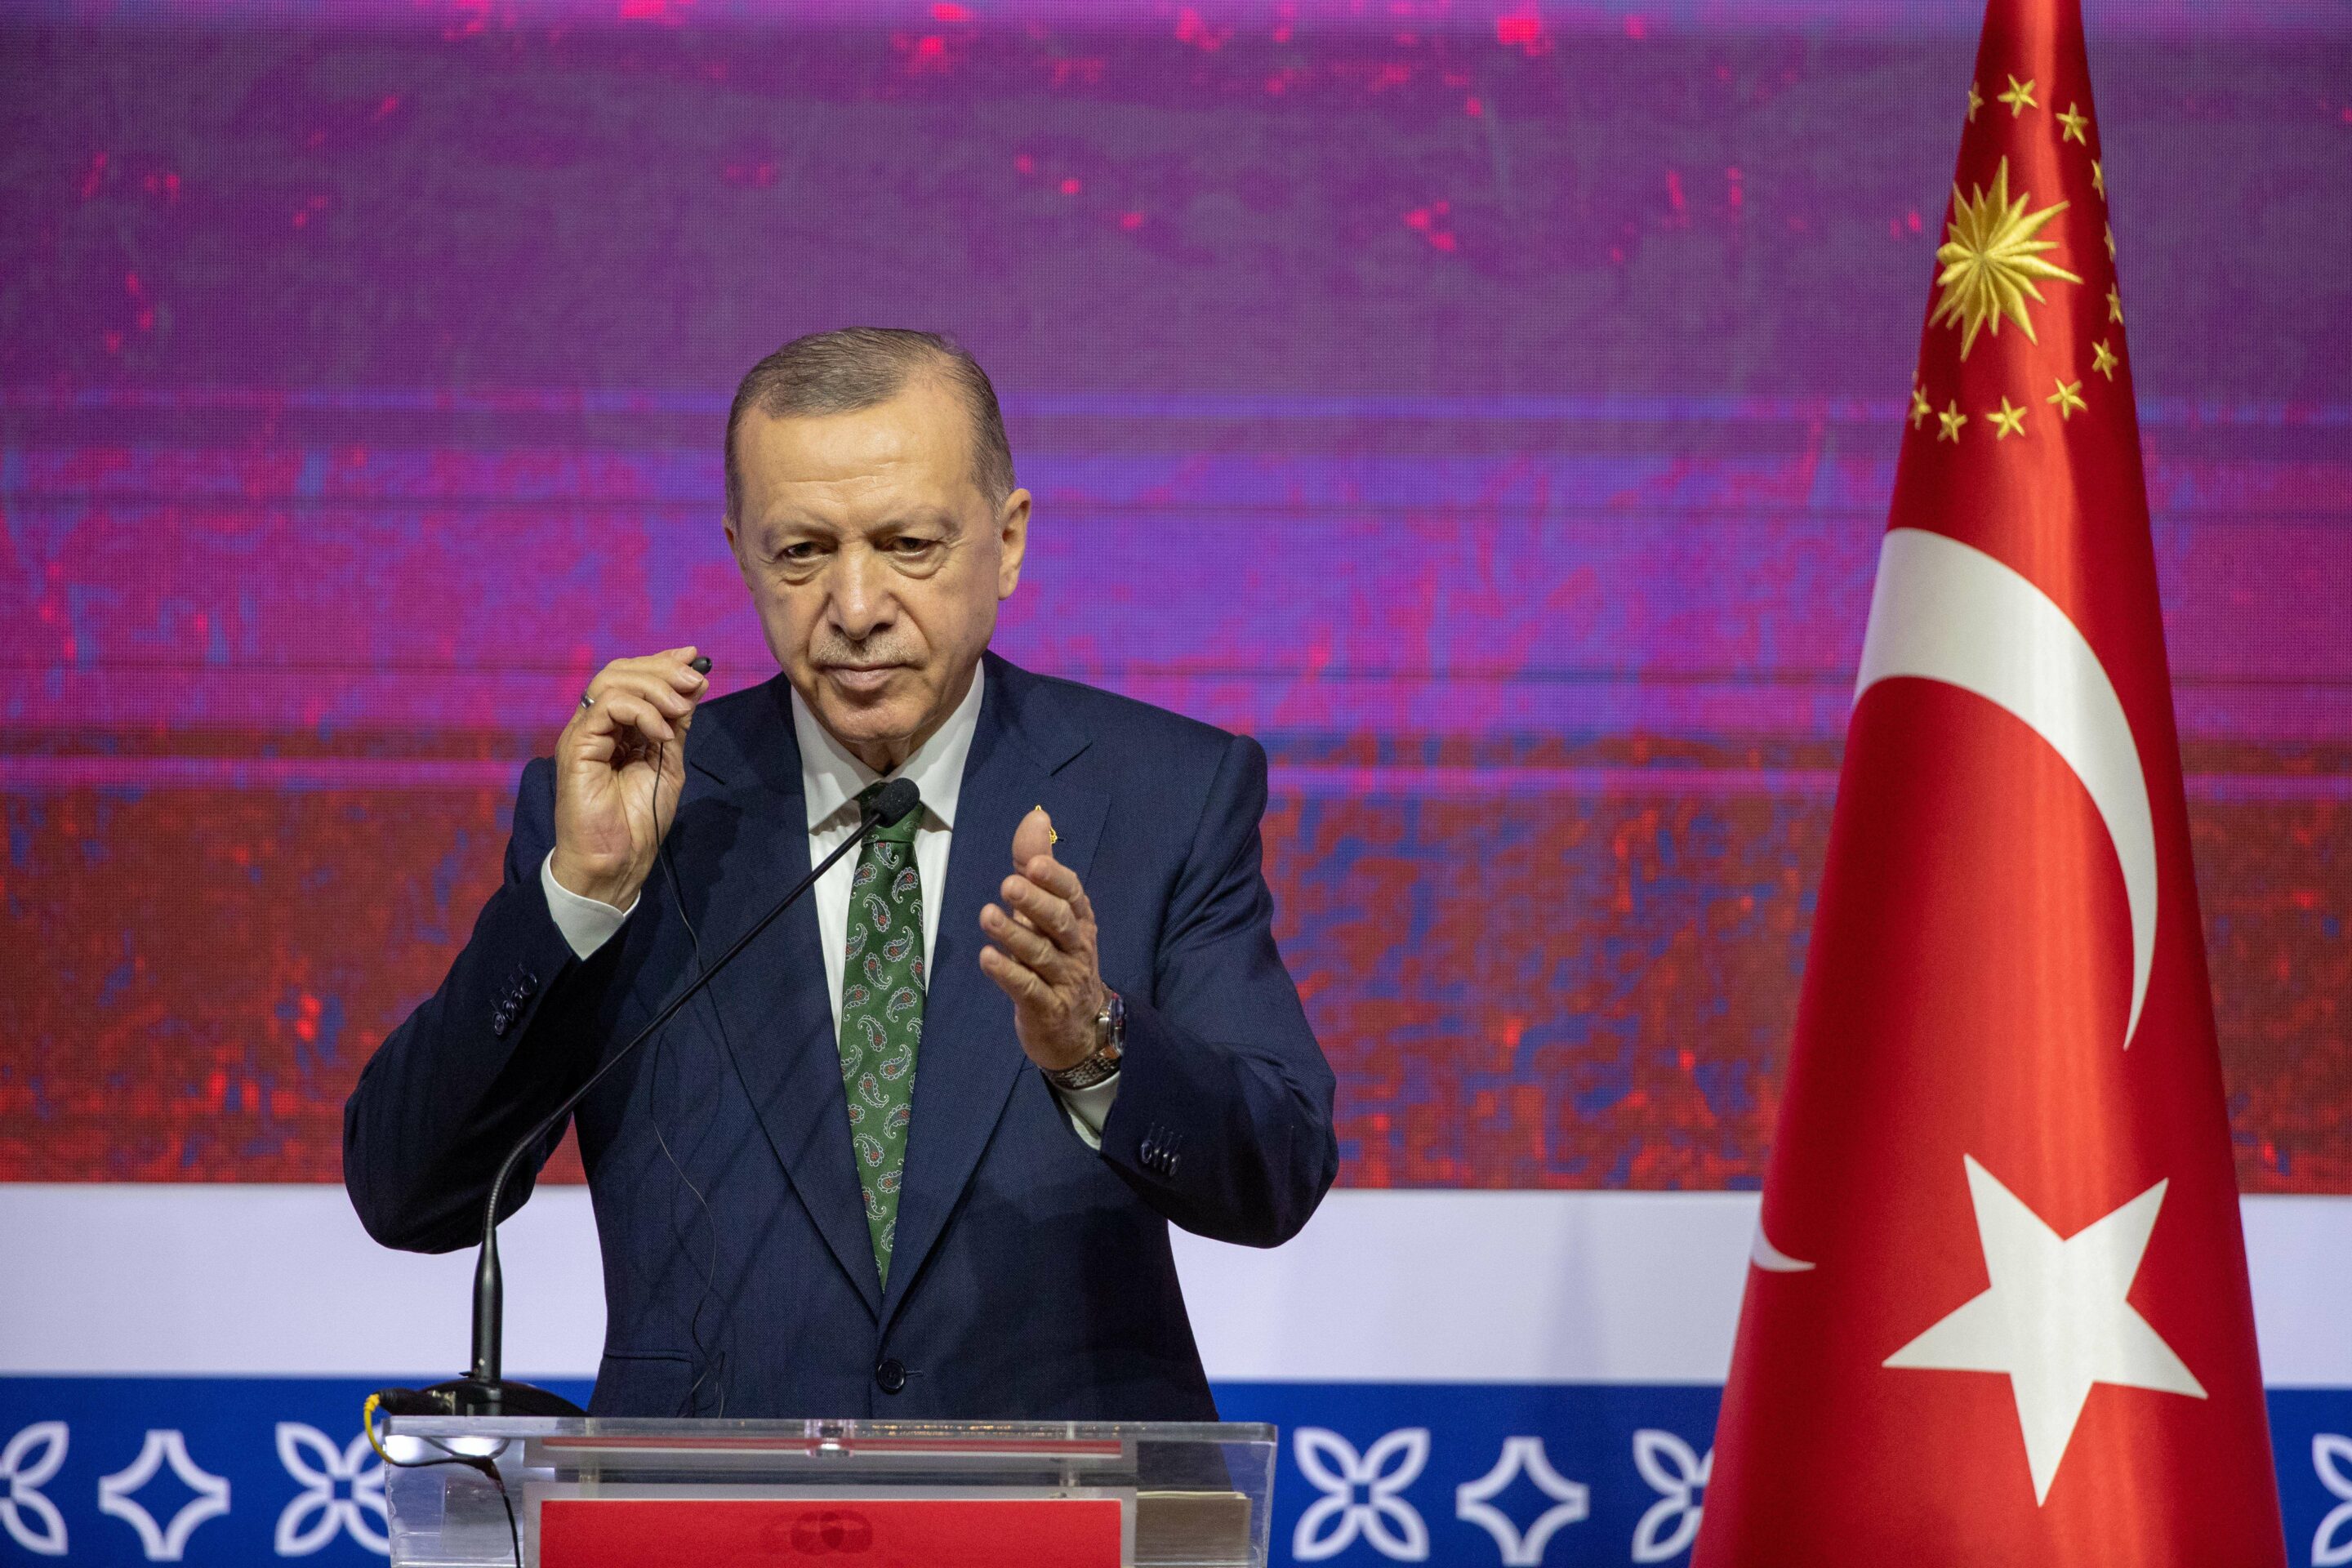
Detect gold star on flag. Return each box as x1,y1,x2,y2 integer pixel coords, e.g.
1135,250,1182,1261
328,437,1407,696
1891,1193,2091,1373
2105,223,2117,260
2092,339,2119,379
1998,74,2038,116
1911,384,1933,428
2057,104,2090,143
1967,82,1984,122
1938,401,1968,443
2091,159,2105,198
2108,285,2124,323
2047,377,2087,420
1930,158,2082,358
1988,398,2028,439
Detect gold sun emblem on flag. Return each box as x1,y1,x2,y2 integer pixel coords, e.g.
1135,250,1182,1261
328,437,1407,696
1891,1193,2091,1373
1930,158,2082,359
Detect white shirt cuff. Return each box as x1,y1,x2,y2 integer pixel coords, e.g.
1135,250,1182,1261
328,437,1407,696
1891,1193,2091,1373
540,850,636,960
1049,1073,1120,1150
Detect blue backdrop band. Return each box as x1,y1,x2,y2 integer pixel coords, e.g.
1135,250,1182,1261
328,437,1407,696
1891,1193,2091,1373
2,1379,2349,1566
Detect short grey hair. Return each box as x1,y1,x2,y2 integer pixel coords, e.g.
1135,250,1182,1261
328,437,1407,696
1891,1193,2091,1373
723,327,1016,520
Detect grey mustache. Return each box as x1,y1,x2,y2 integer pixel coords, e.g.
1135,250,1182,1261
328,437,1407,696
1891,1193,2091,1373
811,644,915,669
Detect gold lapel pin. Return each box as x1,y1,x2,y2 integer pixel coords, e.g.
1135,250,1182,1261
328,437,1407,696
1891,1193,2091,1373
1035,804,1059,844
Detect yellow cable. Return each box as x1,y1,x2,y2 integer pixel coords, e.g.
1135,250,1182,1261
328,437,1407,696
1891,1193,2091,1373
363,1393,391,1465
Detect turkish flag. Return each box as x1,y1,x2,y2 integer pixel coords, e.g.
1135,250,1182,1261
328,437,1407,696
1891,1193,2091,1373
1691,2,2287,1563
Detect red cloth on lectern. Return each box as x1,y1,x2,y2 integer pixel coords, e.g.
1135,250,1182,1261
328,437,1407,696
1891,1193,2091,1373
1691,1,2285,1562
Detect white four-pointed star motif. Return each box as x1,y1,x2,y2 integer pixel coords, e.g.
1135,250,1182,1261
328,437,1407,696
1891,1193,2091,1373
1454,1436,1588,1566
1884,1156,2206,1504
98,1428,231,1560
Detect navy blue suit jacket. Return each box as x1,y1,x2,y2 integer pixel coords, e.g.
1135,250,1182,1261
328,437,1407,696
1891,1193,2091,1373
344,653,1337,1419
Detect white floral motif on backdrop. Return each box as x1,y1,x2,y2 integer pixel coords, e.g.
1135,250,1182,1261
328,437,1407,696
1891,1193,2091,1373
1292,1427,1431,1561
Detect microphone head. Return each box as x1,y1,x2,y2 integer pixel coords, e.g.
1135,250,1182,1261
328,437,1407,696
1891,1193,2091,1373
869,777,922,829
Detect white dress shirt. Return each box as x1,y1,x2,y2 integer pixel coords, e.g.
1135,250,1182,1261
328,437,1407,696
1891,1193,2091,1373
539,664,1117,1143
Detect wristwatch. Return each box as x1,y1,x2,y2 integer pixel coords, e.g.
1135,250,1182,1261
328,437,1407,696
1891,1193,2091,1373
1044,989,1125,1091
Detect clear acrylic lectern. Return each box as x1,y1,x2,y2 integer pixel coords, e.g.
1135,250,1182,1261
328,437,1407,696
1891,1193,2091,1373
381,1417,1276,1568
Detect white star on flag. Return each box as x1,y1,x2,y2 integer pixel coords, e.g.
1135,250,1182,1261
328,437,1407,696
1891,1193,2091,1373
1884,1155,2207,1504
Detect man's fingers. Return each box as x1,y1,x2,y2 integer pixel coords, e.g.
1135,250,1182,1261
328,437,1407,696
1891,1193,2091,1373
549,649,703,915
586,668,698,719
1022,857,1095,927
582,691,675,743
576,648,708,734
1034,866,1095,936
1021,854,1084,901
651,651,710,696
587,670,692,714
978,942,1053,1004
639,645,704,678
1000,875,1079,941
584,693,677,747
982,904,1062,973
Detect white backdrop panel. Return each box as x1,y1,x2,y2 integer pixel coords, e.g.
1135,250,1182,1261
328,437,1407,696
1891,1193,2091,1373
3,1185,2346,1385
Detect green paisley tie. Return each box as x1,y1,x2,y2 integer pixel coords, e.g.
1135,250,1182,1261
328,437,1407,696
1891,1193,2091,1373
837,782,925,1284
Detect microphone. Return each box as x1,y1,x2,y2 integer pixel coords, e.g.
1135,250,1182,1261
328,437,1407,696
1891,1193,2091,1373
385,775,924,1418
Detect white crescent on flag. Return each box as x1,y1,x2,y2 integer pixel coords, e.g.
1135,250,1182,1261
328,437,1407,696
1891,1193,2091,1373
1855,527,2158,1049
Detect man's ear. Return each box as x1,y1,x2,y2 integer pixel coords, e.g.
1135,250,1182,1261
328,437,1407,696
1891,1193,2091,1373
724,514,748,580
996,488,1032,601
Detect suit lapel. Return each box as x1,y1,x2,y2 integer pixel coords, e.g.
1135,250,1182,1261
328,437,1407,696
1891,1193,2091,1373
688,679,884,1318
882,656,1104,1326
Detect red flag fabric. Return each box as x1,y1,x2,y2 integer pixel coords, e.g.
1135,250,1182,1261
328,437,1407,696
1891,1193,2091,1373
1692,2,2287,1563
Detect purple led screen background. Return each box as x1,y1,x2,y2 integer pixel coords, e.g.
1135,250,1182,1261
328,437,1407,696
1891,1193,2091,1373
2,1,2345,1192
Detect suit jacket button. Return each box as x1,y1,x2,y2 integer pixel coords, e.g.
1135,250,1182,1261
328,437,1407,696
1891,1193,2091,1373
875,1358,907,1395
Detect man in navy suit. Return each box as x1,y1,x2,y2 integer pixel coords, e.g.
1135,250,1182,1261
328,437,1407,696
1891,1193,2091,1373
343,328,1337,1420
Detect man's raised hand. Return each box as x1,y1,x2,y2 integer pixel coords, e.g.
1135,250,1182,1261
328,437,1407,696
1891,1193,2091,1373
979,806,1108,1073
550,647,709,911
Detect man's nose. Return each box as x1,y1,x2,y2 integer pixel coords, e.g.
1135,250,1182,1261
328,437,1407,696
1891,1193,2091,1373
826,547,894,642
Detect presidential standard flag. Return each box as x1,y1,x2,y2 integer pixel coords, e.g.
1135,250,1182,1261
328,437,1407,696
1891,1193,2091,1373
1692,1,2287,1561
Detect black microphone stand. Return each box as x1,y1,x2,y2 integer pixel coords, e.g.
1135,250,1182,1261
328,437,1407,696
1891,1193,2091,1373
384,778,922,1418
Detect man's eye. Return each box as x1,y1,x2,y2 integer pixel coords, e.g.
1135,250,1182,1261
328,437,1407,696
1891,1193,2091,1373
779,542,820,563
893,537,937,555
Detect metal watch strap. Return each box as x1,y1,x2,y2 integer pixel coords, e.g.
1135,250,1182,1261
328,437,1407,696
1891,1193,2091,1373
1044,990,1125,1091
